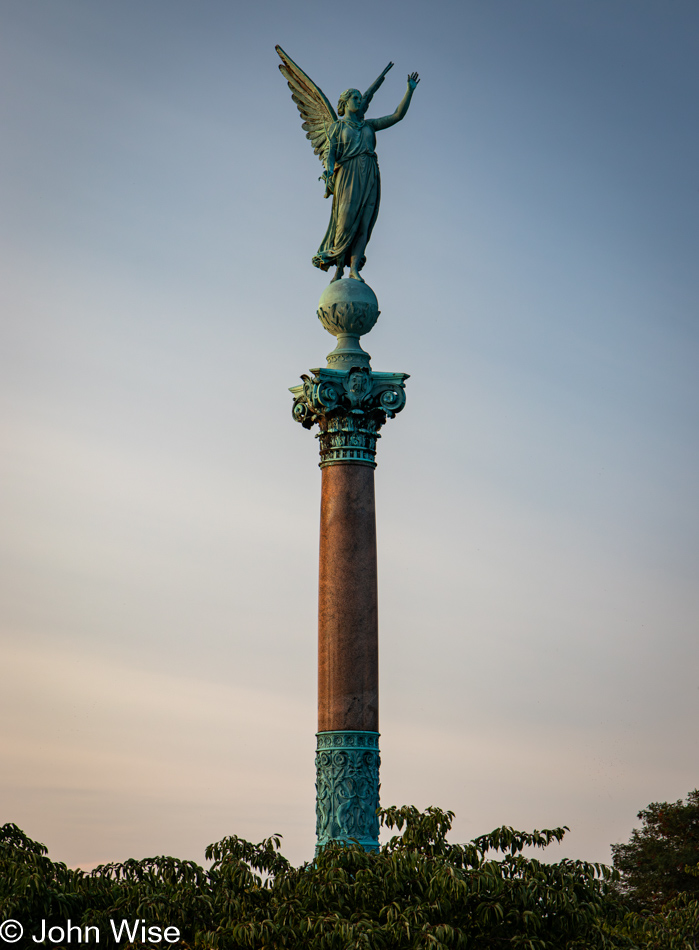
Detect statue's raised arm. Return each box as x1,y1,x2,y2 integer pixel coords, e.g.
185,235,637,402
368,73,420,132
276,46,420,282
360,61,394,116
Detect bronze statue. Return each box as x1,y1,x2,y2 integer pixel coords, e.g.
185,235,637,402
276,46,419,283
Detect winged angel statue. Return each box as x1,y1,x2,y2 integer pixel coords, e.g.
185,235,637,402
276,46,419,283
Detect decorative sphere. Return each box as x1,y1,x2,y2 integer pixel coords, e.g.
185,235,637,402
317,278,380,338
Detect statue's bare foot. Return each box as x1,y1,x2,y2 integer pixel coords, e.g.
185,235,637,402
330,265,344,283
348,267,365,282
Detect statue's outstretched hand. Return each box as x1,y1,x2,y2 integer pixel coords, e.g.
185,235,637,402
381,62,394,79
407,72,420,91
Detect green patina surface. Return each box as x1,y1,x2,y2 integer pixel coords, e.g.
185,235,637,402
290,366,408,468
276,46,419,283
315,731,381,853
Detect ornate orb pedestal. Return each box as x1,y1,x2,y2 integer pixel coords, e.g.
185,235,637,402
317,278,380,371
290,279,408,854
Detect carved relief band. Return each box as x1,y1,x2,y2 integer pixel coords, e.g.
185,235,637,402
315,730,381,853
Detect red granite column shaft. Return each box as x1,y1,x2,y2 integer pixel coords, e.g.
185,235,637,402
318,463,378,733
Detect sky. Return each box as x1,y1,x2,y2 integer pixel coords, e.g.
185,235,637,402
1,0,698,871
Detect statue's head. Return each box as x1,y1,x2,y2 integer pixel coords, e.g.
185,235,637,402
337,88,362,116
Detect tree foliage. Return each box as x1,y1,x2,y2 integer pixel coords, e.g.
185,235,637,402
619,889,699,950
1,806,625,949
611,789,699,913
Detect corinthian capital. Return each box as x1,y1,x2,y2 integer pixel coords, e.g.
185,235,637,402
289,366,409,468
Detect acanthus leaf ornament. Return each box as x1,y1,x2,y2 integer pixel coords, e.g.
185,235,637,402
290,367,408,466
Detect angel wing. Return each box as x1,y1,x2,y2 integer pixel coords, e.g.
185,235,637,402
276,45,337,165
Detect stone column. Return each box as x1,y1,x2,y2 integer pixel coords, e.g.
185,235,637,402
290,279,408,853
318,463,378,734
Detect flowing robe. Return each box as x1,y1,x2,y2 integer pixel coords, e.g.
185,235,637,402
314,118,380,272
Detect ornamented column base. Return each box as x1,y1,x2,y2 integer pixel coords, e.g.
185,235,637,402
315,731,380,854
